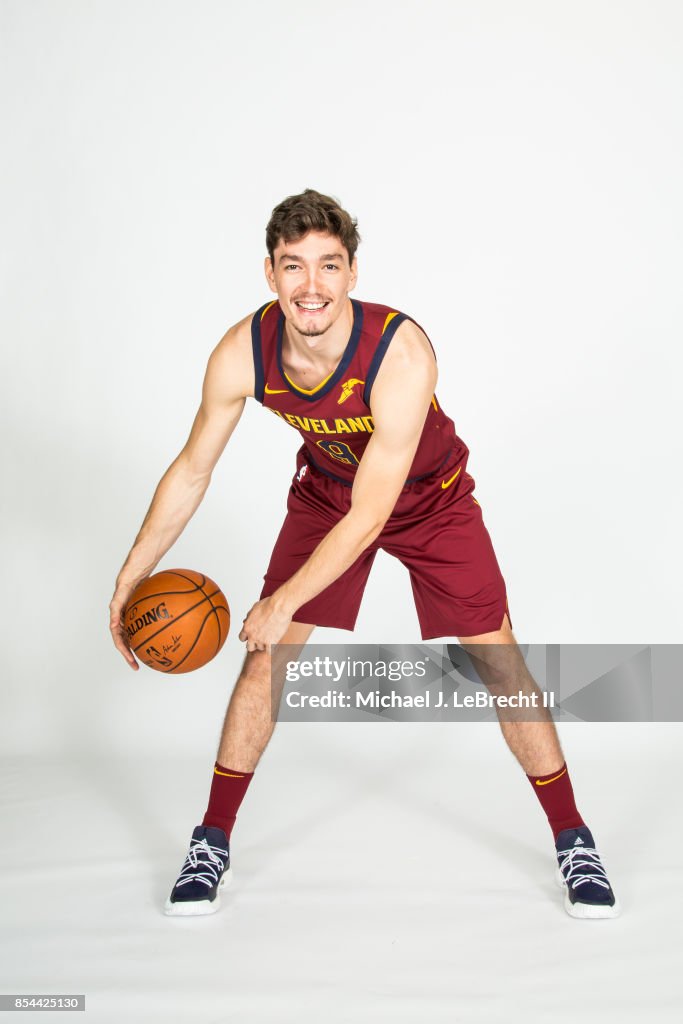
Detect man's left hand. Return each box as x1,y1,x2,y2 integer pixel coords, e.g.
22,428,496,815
239,595,293,653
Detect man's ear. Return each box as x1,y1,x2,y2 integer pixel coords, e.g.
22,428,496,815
348,256,358,291
264,256,277,293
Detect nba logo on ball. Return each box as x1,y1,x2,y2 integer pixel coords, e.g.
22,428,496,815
124,570,230,673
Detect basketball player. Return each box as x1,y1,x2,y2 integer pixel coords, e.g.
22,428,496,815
109,189,619,920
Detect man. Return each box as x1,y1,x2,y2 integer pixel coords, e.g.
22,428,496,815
109,189,619,920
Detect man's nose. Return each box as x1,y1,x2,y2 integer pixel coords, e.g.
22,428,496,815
303,267,323,294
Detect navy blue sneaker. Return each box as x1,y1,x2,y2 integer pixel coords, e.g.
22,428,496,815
164,825,231,916
555,825,620,919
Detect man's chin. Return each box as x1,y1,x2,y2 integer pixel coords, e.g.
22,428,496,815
289,300,340,338
293,317,331,339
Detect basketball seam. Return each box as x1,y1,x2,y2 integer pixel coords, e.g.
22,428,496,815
131,589,221,654
163,606,221,674
198,583,230,656
125,570,205,612
165,570,207,591
126,586,203,606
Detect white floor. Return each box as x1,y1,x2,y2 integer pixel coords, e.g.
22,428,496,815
1,723,681,1023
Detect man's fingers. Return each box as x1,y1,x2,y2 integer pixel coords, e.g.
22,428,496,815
110,609,139,670
109,584,144,671
124,651,139,671
113,630,136,664
113,634,139,670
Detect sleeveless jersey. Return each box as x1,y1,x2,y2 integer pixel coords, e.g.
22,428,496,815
251,297,460,486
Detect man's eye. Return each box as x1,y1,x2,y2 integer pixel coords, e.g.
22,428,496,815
325,264,339,271
285,264,300,271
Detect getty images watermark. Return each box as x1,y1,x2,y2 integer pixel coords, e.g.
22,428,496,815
269,644,683,722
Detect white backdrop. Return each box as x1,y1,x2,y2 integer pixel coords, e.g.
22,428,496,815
1,0,681,757
2,4,683,1021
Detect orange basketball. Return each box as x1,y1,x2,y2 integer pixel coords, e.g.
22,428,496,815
124,569,230,673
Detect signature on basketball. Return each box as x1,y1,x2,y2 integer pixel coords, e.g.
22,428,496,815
162,634,182,654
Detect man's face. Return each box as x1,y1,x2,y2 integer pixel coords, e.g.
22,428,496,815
265,230,358,339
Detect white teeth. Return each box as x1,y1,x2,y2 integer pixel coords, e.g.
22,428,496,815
297,302,326,309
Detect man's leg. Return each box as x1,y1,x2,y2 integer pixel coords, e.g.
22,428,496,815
200,621,315,838
216,621,316,772
164,621,314,916
458,613,563,776
458,613,584,833
458,614,620,918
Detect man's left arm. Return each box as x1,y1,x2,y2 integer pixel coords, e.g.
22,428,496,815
239,322,437,651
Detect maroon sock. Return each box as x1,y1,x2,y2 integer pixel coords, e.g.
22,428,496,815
202,761,254,841
526,761,585,840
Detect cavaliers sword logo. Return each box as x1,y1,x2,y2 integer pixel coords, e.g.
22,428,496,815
337,378,365,404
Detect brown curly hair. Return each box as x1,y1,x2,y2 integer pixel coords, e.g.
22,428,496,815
266,188,361,265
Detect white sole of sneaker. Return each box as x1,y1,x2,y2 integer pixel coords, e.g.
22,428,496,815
555,867,621,918
163,867,233,917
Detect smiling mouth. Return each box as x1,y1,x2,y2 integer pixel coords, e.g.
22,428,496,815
295,300,330,314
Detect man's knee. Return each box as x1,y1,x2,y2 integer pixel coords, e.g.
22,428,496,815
461,636,527,690
238,621,314,687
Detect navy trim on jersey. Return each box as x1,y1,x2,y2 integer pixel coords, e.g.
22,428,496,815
362,312,409,405
251,304,270,403
305,452,355,487
405,447,454,484
276,298,364,403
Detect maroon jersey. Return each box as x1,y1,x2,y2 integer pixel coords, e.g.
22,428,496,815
251,297,460,486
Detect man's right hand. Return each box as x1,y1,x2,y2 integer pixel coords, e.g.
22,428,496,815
109,580,141,671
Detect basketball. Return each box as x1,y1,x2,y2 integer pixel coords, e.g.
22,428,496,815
124,569,230,673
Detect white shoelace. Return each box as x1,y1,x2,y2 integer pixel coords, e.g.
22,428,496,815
557,844,611,892
175,837,227,890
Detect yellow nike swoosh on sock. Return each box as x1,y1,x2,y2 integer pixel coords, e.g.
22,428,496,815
441,466,462,489
535,768,567,786
214,769,245,777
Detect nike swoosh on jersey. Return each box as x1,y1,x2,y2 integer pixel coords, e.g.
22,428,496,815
535,768,567,786
441,466,462,489
264,383,289,394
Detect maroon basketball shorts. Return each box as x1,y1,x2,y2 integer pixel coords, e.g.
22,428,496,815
260,443,511,640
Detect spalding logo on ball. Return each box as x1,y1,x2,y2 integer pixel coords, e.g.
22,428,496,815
124,570,230,673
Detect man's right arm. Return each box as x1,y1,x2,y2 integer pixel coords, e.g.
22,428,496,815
109,315,255,669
